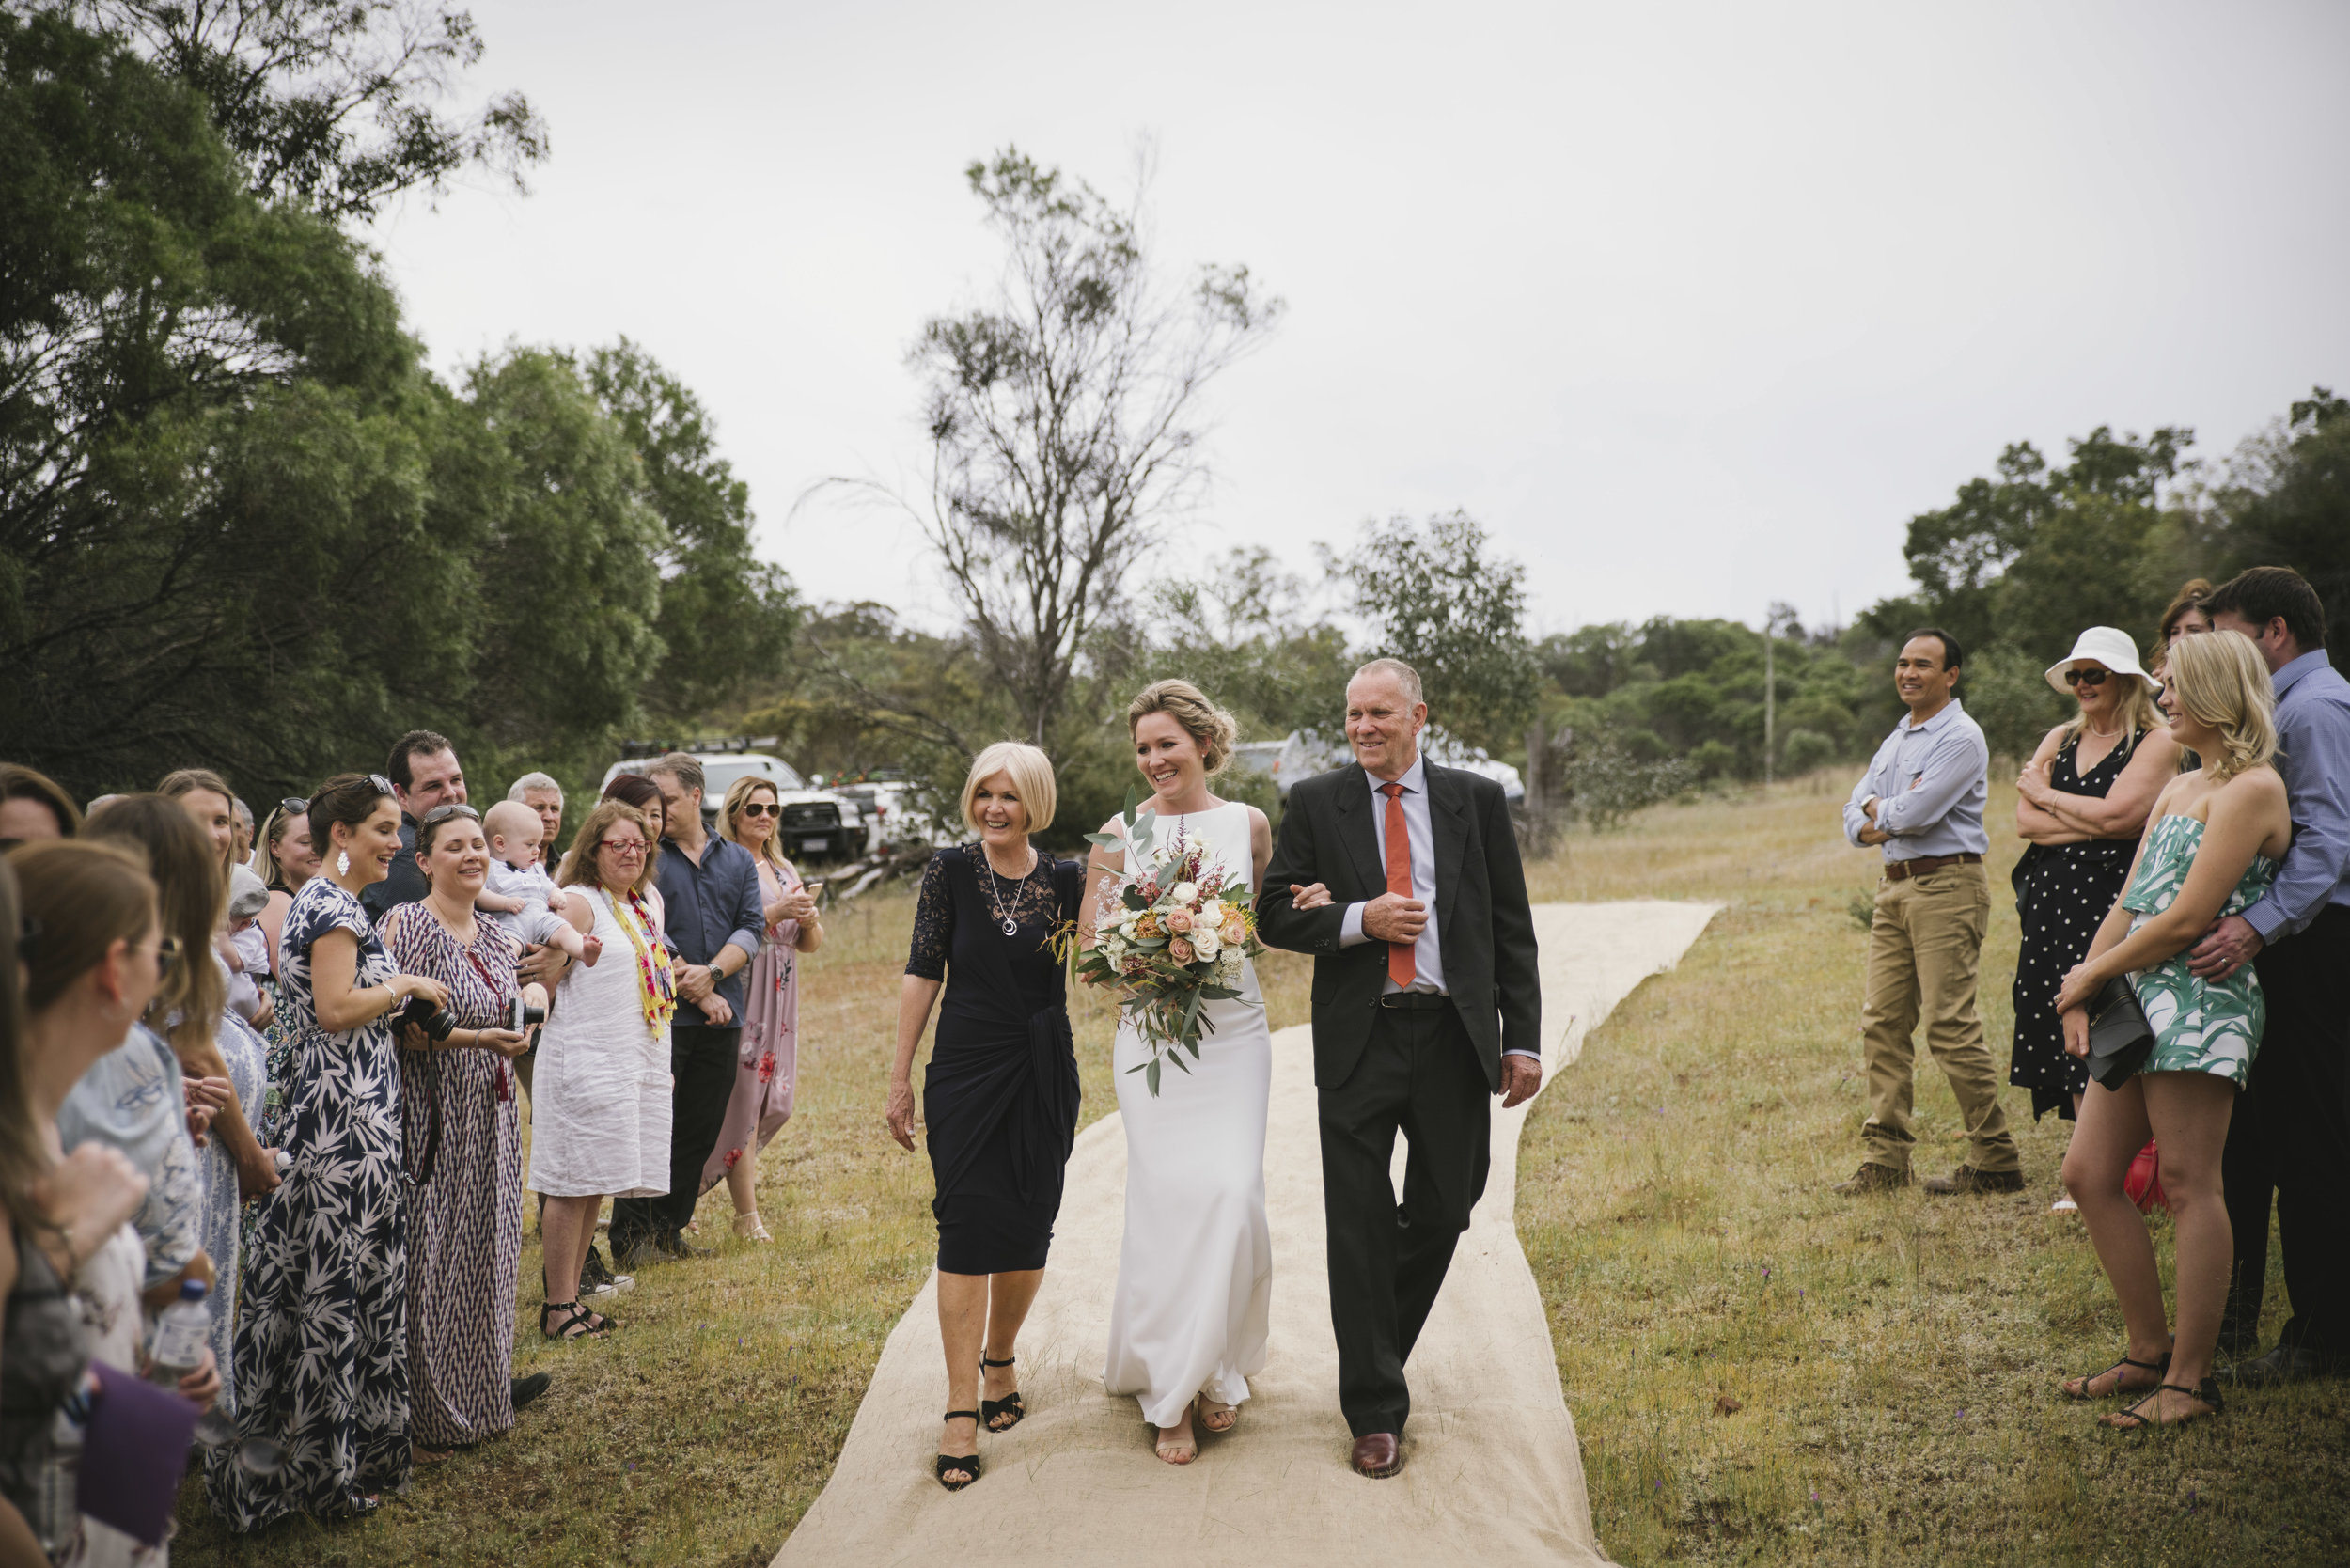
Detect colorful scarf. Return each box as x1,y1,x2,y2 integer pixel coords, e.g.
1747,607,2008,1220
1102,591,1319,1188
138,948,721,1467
603,885,677,1033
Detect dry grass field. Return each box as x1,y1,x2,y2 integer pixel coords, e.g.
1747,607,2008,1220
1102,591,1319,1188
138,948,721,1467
174,776,2349,1566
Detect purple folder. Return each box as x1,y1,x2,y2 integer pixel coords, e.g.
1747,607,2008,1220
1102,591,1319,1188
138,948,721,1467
78,1362,200,1548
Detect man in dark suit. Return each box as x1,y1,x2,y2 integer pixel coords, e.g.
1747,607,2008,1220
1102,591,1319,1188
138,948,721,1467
1257,657,1543,1480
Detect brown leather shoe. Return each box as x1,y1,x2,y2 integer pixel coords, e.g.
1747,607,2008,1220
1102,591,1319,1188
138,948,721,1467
1922,1165,2025,1196
1830,1163,1911,1195
1351,1432,1403,1479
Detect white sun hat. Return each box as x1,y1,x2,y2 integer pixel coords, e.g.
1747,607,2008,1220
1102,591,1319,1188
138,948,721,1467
2044,626,2157,694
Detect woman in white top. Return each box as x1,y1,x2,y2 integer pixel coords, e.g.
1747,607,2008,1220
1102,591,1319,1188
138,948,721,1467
1085,680,1277,1466
529,798,676,1341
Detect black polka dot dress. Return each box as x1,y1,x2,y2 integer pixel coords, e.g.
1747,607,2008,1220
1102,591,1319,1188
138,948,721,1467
2009,733,2145,1121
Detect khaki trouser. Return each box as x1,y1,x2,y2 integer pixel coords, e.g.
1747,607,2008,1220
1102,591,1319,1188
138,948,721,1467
1859,861,2019,1173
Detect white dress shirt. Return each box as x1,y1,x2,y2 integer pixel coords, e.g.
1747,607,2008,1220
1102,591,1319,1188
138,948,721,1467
1340,755,1536,1059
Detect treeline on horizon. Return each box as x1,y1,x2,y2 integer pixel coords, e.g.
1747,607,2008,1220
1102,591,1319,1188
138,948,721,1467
6,4,2346,851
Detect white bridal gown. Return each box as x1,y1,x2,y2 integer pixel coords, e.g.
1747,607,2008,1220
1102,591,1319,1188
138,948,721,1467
1103,802,1275,1429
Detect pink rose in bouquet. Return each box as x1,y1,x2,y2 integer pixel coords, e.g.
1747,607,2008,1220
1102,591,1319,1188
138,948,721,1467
1168,936,1195,964
1167,909,1195,934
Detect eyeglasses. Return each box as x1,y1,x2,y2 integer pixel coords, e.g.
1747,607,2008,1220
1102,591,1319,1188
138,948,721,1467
421,804,481,825
278,797,308,816
739,802,779,818
597,839,649,857
2061,668,2110,687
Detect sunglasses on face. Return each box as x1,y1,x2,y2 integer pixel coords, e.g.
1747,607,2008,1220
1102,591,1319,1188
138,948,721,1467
2061,668,2110,687
150,934,182,980
739,802,779,818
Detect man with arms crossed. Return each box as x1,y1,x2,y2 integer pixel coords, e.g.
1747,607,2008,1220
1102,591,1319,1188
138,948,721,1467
1257,658,1542,1480
1838,630,2023,1195
2192,568,2350,1385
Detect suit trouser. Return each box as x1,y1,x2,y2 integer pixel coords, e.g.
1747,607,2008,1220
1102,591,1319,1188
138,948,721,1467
2248,906,2350,1354
1858,862,2020,1173
1319,1004,1491,1438
612,1023,740,1248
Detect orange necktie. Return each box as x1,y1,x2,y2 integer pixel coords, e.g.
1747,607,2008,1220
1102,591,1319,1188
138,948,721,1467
1381,781,1416,988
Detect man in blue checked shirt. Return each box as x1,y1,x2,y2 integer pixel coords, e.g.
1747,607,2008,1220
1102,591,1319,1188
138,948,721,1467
1836,629,2023,1197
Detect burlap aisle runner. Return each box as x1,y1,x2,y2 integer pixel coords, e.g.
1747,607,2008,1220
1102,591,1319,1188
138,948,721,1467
775,902,1719,1567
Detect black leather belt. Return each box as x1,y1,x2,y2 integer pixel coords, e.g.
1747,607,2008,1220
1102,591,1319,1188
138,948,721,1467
1377,991,1452,1011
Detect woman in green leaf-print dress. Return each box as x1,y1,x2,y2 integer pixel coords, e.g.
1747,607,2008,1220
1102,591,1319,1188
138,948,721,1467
2051,630,2294,1435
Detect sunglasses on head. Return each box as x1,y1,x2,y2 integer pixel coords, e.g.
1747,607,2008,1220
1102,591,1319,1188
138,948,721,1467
2061,668,2110,687
279,796,308,816
421,804,480,825
367,774,395,796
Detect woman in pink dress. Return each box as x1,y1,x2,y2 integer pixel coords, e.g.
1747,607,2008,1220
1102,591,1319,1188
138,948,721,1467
705,777,822,1240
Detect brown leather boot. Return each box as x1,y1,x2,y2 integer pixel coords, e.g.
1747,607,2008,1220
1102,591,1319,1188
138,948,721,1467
1831,1163,1911,1195
1922,1165,2025,1196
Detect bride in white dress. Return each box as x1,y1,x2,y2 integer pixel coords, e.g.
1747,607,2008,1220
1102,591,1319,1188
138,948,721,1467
1087,680,1277,1466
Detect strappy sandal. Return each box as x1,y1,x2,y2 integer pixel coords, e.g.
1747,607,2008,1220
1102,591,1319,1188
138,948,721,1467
936,1411,983,1491
2102,1376,2226,1431
539,1300,611,1341
979,1355,1025,1432
1198,1396,1238,1434
2060,1349,2169,1401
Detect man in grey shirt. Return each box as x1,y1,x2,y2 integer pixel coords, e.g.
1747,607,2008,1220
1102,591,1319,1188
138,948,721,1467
1836,629,2022,1196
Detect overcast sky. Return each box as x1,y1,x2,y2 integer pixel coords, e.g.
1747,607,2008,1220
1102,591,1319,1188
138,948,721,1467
368,0,2350,641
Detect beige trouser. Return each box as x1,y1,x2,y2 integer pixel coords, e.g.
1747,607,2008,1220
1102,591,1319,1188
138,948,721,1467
1858,861,2020,1173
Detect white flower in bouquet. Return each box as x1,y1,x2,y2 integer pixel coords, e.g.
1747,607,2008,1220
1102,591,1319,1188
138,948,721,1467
1170,881,1198,906
1192,925,1221,961
1217,947,1246,983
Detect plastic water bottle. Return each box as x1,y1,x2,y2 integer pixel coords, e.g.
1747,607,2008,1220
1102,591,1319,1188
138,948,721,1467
148,1278,211,1389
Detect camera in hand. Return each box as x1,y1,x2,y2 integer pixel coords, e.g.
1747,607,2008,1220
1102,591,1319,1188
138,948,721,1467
396,996,455,1043
508,997,547,1033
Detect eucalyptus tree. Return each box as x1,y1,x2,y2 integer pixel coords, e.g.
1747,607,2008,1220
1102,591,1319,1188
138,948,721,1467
833,147,1282,749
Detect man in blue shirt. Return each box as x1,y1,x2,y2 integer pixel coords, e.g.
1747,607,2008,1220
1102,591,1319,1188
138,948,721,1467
1836,630,2022,1196
610,752,766,1266
2193,568,2350,1384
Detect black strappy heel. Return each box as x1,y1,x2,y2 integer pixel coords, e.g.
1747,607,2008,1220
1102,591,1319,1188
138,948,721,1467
979,1355,1026,1432
2060,1349,2168,1400
540,1300,610,1341
2104,1376,2226,1431
936,1411,983,1490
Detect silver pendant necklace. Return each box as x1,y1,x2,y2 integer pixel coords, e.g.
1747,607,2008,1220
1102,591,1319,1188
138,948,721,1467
984,847,1031,935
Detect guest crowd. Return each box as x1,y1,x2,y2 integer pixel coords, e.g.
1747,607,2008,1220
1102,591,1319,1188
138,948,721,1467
1840,565,2350,1431
0,738,818,1558
2,560,2344,1554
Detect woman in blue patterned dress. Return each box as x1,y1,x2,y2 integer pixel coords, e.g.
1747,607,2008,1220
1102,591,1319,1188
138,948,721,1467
2054,630,2293,1431
381,804,546,1456
209,774,452,1528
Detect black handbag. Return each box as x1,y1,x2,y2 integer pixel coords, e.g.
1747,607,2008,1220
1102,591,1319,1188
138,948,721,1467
2086,974,2155,1090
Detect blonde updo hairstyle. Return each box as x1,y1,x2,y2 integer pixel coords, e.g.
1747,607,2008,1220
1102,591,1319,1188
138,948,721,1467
1127,680,1239,777
2164,629,2278,785
960,743,1058,836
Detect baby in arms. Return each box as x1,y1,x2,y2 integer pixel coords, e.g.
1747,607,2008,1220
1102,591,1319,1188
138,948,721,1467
480,800,601,966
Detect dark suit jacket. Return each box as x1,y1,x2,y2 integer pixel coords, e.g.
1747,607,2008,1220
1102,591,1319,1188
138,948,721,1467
1256,759,1540,1091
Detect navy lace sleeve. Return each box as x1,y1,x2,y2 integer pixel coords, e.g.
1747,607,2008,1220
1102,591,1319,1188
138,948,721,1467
906,849,955,980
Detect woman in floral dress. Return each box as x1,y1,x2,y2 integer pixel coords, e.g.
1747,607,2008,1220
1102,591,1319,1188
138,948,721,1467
705,779,824,1240
381,805,546,1454
210,774,451,1528
2054,630,2293,1432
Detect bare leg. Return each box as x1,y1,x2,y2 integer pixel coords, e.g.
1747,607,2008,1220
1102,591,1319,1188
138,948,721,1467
726,1153,767,1238
540,1194,602,1310
2111,1073,2236,1424
936,1271,987,1482
979,1267,1043,1422
2062,1078,2170,1392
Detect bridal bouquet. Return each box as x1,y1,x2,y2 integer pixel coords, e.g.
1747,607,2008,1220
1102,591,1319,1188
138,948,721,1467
1065,790,1264,1095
